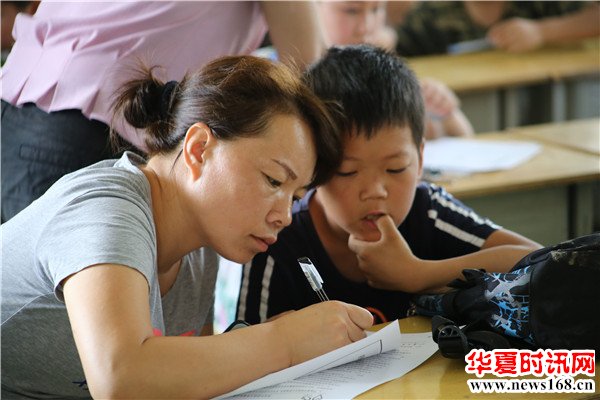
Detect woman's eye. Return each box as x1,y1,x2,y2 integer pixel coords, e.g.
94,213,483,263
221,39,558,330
264,174,282,188
335,171,357,177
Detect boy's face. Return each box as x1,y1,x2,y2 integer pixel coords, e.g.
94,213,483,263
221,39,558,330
318,1,387,47
314,125,423,242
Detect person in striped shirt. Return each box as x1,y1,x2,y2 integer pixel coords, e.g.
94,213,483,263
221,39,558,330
237,45,541,325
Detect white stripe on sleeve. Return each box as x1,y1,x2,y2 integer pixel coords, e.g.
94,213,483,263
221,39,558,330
430,187,501,229
431,213,486,247
259,256,275,322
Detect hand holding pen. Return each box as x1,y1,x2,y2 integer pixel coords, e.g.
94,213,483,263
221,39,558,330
223,256,329,333
298,257,330,302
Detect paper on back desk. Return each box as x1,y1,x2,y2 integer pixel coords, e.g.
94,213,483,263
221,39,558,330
219,321,438,399
423,137,541,174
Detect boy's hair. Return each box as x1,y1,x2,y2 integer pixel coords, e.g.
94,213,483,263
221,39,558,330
303,45,424,147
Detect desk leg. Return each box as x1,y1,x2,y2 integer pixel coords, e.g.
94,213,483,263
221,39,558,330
566,75,600,120
569,181,597,238
458,91,501,133
502,87,520,129
550,80,567,123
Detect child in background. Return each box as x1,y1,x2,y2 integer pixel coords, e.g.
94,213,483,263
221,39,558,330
317,1,397,51
317,1,473,139
237,45,541,325
394,1,599,56
464,1,600,53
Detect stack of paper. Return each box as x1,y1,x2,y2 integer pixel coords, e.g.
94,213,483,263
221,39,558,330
423,137,541,176
219,321,438,399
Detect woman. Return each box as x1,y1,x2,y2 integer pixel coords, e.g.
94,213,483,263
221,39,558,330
1,56,373,399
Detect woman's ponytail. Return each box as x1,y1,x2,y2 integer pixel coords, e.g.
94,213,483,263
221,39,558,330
111,67,180,154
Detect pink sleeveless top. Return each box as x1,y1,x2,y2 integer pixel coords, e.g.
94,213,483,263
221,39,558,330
1,1,268,149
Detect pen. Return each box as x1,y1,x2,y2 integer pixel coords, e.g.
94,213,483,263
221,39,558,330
297,257,330,302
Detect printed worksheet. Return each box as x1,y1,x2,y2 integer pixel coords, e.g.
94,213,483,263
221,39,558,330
219,321,438,399
423,137,541,174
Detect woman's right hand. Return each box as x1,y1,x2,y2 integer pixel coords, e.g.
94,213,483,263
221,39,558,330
269,301,373,366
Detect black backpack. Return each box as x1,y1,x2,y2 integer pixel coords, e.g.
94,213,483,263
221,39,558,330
413,233,600,358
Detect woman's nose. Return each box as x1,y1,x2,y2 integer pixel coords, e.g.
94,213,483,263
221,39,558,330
267,197,293,228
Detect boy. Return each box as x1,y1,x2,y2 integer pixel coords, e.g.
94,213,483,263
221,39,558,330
237,45,541,325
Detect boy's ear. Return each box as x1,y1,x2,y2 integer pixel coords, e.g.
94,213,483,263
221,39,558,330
183,122,214,180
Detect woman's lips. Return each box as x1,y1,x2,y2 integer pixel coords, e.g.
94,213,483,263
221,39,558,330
251,235,276,252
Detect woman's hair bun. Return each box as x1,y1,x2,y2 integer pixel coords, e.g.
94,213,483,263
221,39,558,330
111,66,180,153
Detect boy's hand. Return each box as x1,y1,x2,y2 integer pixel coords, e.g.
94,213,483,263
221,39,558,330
348,214,423,291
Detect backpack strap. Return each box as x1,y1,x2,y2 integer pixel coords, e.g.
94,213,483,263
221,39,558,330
432,315,512,359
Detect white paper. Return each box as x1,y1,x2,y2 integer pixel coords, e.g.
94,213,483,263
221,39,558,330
423,137,541,174
219,322,438,399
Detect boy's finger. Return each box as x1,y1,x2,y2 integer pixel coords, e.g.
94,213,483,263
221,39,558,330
347,234,366,254
374,214,398,240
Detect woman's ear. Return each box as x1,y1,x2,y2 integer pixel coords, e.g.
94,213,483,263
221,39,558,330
183,122,214,180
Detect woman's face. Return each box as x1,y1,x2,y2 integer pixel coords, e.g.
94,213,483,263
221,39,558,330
194,114,317,263
319,1,387,46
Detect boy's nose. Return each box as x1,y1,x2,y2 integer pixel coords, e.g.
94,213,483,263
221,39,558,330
360,178,387,200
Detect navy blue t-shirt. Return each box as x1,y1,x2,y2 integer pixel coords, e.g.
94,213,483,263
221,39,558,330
237,182,500,325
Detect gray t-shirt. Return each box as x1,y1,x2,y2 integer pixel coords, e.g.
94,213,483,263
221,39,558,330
1,152,219,399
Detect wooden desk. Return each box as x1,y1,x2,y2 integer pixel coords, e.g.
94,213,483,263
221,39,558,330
408,40,600,132
439,132,599,198
408,41,600,93
512,118,600,156
357,317,599,400
428,125,599,245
